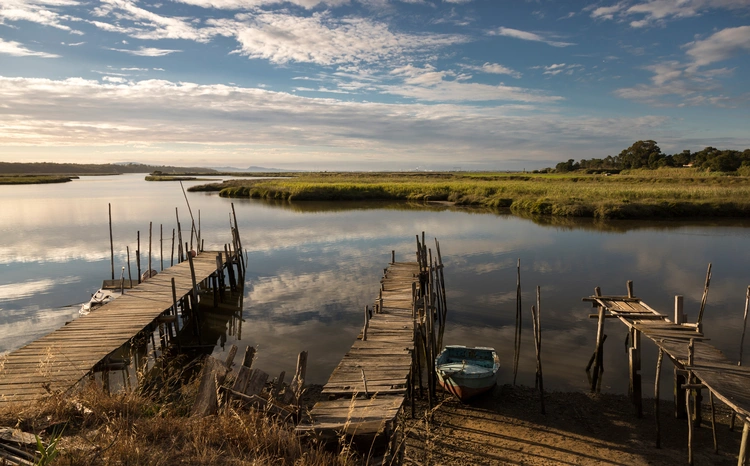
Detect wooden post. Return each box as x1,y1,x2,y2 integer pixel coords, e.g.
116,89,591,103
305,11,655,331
709,391,718,454
739,421,749,466
214,255,223,306
224,244,236,290
136,231,141,284
592,302,606,392
230,203,245,272
740,286,750,366
687,388,694,466
531,285,545,414
655,348,663,448
675,295,685,324
176,208,183,262
160,224,163,271
675,295,687,419
198,210,201,252
391,250,395,264
363,305,369,341
697,263,712,333
630,328,643,417
148,221,152,279
627,280,634,298
171,228,175,267
291,351,308,406
513,258,522,386
108,203,114,280
126,246,132,286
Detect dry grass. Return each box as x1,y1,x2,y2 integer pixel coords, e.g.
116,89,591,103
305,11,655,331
0,370,352,466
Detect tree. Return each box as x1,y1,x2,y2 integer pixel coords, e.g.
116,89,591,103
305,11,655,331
618,140,662,169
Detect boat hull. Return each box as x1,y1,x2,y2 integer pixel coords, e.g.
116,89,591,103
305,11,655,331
435,345,499,402
436,371,496,401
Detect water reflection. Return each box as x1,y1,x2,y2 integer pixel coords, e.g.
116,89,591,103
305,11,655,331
1,174,750,398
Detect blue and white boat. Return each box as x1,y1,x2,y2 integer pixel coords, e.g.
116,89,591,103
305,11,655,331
435,345,500,401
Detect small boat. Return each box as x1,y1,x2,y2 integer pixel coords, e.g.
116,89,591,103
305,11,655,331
79,288,121,315
435,345,500,401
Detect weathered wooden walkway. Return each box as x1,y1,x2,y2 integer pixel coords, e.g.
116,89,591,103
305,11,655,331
585,291,750,463
296,261,420,436
0,251,237,404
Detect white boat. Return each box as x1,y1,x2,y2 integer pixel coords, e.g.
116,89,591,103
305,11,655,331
79,288,121,315
435,345,500,401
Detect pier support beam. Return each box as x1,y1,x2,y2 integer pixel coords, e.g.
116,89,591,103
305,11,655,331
629,328,643,417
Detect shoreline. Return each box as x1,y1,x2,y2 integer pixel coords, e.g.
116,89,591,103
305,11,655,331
188,170,750,220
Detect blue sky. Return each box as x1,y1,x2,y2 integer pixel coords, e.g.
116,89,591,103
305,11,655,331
1,0,749,170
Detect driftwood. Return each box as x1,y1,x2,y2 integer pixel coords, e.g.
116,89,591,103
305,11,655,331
191,356,230,417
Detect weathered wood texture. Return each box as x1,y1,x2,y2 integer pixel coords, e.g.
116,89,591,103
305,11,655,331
585,295,750,422
297,261,419,436
0,251,229,404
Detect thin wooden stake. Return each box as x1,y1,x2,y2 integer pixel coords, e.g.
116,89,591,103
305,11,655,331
148,221,152,279
108,203,114,280
709,391,718,454
739,422,749,466
363,305,369,341
513,258,522,386
136,231,141,284
740,286,750,367
697,263,712,331
126,246,132,286
687,386,694,466
655,348,663,448
160,224,163,271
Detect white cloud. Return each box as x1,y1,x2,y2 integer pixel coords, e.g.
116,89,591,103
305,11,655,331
468,62,521,79
615,61,738,107
0,75,673,168
0,0,82,32
91,0,213,42
591,0,750,27
174,0,348,8
685,25,750,71
0,38,59,57
109,46,181,56
208,11,466,66
490,26,574,47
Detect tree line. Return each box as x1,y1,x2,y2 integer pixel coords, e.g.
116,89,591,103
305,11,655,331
0,162,215,175
554,140,750,173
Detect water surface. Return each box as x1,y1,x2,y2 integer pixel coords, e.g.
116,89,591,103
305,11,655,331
2,174,749,397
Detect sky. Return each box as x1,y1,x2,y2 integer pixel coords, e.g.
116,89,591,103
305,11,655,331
1,0,749,170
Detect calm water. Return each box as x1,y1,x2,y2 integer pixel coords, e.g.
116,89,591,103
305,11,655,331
2,174,750,396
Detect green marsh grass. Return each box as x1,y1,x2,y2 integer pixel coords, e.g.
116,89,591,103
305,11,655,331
189,170,750,219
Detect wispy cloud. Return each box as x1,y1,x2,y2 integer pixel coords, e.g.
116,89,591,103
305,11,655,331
590,0,750,27
109,46,181,56
490,26,574,47
0,38,59,58
0,75,672,168
208,12,467,66
91,0,213,42
0,0,82,33
685,25,750,71
466,62,522,79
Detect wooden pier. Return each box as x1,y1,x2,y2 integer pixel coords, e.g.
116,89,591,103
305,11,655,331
297,236,447,439
585,287,750,464
0,244,244,405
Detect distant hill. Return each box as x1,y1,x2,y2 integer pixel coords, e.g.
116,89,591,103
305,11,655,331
0,162,216,175
211,166,292,172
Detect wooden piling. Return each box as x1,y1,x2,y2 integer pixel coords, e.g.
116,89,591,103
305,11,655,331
391,250,395,264
629,327,643,417
674,296,687,419
126,246,132,285
171,228,175,267
697,263,712,332
741,286,749,367
627,280,634,298
655,348,663,448
687,387,694,466
739,421,749,466
160,224,163,271
710,391,718,454
513,258,522,386
362,305,369,341
176,208,183,262
148,221,152,279
109,203,114,280
531,285,545,414
224,244,236,290
136,231,141,284
592,295,606,392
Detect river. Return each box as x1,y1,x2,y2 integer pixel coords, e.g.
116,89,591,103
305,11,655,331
1,173,749,396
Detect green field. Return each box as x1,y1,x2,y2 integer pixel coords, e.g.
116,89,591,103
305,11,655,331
0,175,76,185
188,169,750,219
